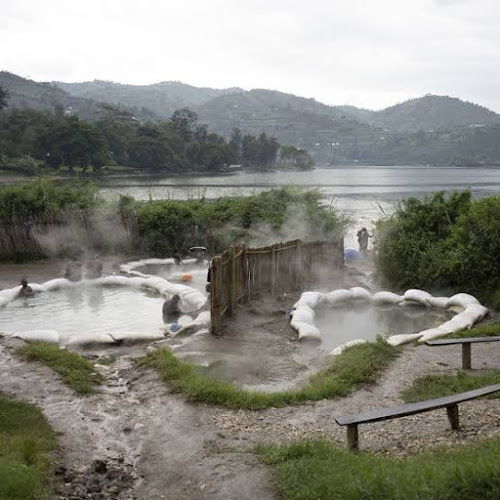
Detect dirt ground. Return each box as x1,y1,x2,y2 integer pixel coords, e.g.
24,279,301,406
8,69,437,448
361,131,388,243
1,257,500,499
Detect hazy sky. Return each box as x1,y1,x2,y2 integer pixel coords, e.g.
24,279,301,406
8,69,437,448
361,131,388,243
2,0,500,111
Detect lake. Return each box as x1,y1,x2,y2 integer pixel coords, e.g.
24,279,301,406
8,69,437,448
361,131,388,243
99,165,500,248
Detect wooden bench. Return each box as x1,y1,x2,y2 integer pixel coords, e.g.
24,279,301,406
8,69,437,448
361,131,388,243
335,383,500,451
425,336,500,369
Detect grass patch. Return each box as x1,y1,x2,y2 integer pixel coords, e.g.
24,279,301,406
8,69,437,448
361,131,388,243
400,370,500,403
449,321,500,339
17,342,104,394
257,439,500,499
0,393,57,499
138,338,399,410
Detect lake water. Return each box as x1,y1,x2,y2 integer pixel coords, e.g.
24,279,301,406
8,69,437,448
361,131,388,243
99,166,500,248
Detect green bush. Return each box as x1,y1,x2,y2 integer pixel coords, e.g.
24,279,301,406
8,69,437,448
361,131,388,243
0,178,101,221
135,187,347,257
375,191,500,300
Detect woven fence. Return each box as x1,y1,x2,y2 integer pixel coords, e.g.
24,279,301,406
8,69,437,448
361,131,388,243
210,238,343,333
0,210,139,260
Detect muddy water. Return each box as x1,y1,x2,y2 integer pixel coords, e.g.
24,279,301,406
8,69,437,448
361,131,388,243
0,285,165,336
315,303,454,352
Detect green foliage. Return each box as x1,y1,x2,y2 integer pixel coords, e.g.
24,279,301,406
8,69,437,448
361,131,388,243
375,191,500,298
138,339,398,410
17,342,104,394
449,321,500,339
400,370,500,403
258,438,500,499
0,178,101,221
135,188,346,256
0,393,57,499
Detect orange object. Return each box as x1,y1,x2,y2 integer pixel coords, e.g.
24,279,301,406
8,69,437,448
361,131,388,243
181,274,193,282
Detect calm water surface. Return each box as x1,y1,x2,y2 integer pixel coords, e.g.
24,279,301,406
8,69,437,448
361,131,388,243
100,166,500,247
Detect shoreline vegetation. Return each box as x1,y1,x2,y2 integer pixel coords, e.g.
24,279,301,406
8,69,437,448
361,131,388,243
0,180,347,261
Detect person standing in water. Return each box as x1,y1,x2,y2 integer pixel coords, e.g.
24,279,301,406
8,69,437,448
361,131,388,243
86,255,103,279
162,294,181,323
357,227,371,252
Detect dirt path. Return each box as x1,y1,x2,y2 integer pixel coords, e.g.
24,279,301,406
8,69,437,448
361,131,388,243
0,339,274,500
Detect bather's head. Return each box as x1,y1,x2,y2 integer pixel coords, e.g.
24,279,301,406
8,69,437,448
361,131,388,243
20,278,28,287
172,294,181,303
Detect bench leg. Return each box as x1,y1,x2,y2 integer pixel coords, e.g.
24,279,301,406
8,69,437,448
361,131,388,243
346,424,359,451
446,404,460,430
462,343,471,369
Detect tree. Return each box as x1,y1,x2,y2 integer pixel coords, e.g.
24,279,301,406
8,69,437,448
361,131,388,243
228,128,242,164
168,108,199,142
38,116,110,171
0,85,8,111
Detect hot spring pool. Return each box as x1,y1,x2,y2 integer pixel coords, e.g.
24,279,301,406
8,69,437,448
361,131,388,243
0,285,166,337
315,303,454,352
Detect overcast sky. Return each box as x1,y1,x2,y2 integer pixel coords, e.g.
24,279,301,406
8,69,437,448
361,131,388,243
2,0,500,111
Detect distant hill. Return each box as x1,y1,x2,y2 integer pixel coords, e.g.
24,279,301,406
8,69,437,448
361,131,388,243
0,71,158,122
55,80,243,119
336,95,500,132
3,71,500,165
195,89,377,158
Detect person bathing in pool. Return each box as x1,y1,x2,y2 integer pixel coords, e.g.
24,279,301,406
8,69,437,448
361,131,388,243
162,294,181,323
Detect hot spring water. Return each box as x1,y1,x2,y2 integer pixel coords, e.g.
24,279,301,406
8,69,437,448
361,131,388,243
315,303,454,353
0,285,166,336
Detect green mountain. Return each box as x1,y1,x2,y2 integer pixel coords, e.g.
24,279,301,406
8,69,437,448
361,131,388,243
0,71,156,121
336,95,500,132
195,89,377,160
55,80,242,119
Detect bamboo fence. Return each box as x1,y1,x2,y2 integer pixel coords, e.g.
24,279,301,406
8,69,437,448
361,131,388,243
0,210,139,260
210,238,343,333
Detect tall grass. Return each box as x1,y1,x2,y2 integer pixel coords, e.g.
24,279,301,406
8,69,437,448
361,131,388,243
139,339,399,409
0,393,57,499
258,439,500,499
17,342,104,394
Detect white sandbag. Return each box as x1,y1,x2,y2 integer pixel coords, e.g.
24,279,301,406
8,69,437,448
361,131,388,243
291,305,315,324
464,304,489,321
418,327,453,343
293,291,324,309
402,289,433,306
0,296,9,308
109,331,165,343
331,339,367,356
350,287,372,301
295,321,321,341
323,289,352,307
42,278,75,291
29,283,47,293
0,287,24,301
387,333,423,346
399,299,427,308
448,293,480,308
11,329,60,344
427,296,451,309
439,314,472,334
372,291,403,305
65,333,117,346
